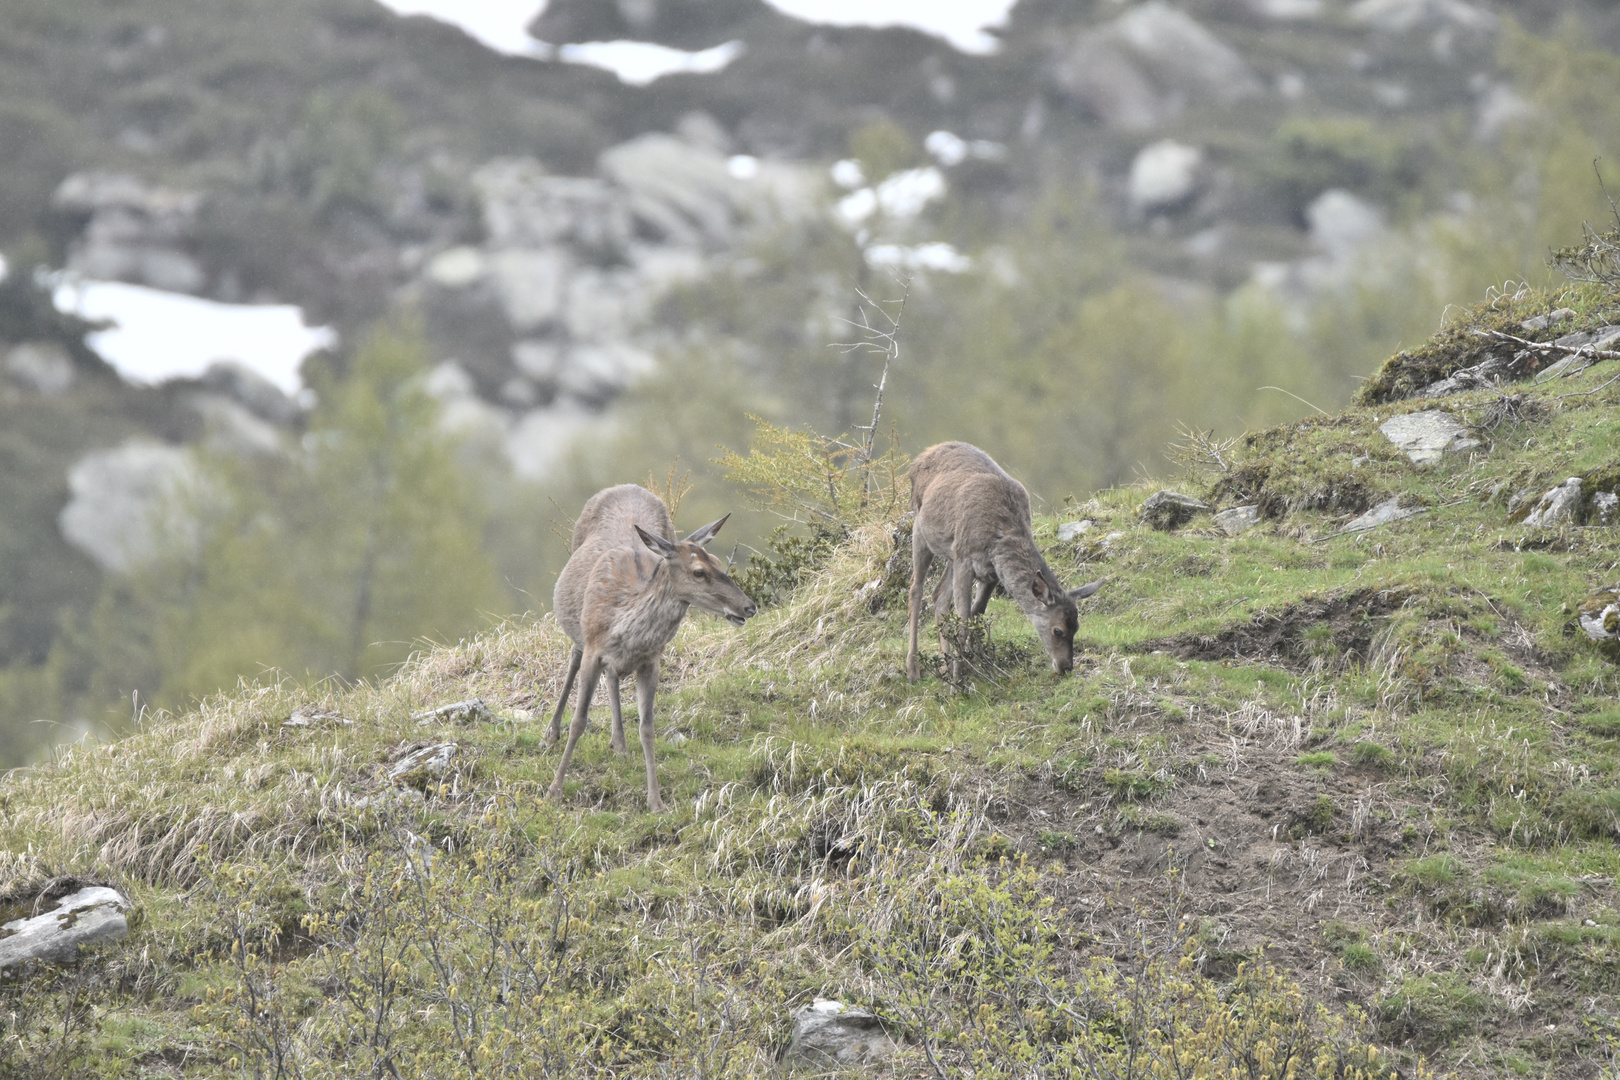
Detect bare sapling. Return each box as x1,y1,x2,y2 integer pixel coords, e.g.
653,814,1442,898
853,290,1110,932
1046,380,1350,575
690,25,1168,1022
906,442,1105,683
547,484,757,811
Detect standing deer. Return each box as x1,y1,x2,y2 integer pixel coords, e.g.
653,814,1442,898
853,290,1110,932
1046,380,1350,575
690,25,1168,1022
906,442,1104,682
546,484,756,811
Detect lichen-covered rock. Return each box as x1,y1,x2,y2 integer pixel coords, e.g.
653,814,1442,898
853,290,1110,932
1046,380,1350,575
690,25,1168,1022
1340,497,1422,533
1515,477,1583,527
1214,505,1261,535
1378,410,1479,465
1141,491,1211,531
1577,588,1619,661
389,742,459,788
785,1000,898,1068
0,885,133,970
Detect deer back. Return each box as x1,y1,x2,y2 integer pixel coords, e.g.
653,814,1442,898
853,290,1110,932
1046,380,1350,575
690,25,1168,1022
554,485,675,645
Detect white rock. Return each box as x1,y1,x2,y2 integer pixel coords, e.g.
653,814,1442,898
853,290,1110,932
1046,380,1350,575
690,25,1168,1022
600,133,742,250
1520,478,1582,528
1341,497,1422,533
785,1000,898,1068
487,248,571,332
1309,190,1386,262
1592,491,1619,526
1050,1,1259,131
1378,410,1478,466
1058,520,1095,542
425,246,487,288
1248,0,1322,18
505,402,600,480
1129,140,1203,213
59,440,200,574
5,342,75,396
389,742,458,783
1214,505,1261,535
0,886,133,969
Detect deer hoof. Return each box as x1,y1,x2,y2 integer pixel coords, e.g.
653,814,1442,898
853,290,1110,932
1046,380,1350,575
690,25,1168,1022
546,783,565,801
647,796,669,813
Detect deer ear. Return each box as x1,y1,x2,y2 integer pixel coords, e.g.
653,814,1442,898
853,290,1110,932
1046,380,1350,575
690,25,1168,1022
635,525,677,557
1069,577,1106,601
1030,575,1048,600
682,513,731,546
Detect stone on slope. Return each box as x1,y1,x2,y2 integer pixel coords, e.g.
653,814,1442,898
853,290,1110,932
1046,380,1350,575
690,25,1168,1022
1340,497,1422,534
1516,478,1582,528
1378,410,1479,465
1214,505,1261,535
785,1000,898,1068
0,886,133,970
1141,491,1211,531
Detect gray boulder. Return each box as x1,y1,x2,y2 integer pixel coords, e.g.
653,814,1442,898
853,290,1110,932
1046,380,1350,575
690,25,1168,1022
599,133,743,251
52,171,206,294
1051,3,1261,131
785,1000,898,1068
1129,140,1204,214
1058,520,1094,542
1379,410,1478,465
1340,497,1422,534
1518,478,1582,528
1214,505,1261,535
5,342,75,396
0,886,133,970
59,440,200,574
389,742,459,786
472,158,633,255
1141,491,1212,531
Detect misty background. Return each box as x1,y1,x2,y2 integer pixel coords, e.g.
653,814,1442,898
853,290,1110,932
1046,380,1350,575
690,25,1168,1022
3,0,1619,766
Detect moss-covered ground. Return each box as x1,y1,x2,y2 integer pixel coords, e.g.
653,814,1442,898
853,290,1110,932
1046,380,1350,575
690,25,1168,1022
5,288,1620,1078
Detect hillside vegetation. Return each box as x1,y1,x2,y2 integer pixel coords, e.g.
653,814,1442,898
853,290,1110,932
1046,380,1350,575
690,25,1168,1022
4,279,1620,1078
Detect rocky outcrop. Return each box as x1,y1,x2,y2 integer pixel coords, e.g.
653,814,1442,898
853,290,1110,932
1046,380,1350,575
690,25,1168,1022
1378,410,1478,465
52,172,206,294
418,122,816,479
1141,491,1212,530
1516,478,1583,528
0,885,133,970
784,1000,898,1068
58,439,199,574
1051,3,1261,131
1129,140,1204,215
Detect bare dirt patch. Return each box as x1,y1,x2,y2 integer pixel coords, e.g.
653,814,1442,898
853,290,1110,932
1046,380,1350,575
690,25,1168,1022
1132,589,1408,670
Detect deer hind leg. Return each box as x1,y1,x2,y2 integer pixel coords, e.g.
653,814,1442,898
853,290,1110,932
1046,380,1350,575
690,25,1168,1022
969,573,995,617
545,645,583,748
634,661,667,812
607,675,628,754
950,558,977,684
907,539,936,683
548,652,604,802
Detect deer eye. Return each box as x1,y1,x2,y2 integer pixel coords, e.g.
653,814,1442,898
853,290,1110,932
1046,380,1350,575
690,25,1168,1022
693,568,708,579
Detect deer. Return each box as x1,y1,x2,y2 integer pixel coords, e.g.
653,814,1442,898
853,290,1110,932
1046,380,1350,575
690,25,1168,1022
545,484,757,811
906,442,1104,683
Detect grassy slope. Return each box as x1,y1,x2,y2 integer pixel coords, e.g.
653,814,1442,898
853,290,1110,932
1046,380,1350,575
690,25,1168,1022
4,287,1620,1077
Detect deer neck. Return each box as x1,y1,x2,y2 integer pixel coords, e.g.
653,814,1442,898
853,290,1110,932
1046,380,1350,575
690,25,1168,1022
611,560,690,657
991,538,1050,617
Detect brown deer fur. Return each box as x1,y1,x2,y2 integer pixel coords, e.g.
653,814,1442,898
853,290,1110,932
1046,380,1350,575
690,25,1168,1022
547,484,755,811
906,442,1103,682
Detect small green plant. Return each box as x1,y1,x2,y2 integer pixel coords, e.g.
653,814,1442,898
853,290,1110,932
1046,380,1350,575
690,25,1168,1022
1298,750,1338,769
1291,795,1336,837
1351,741,1396,769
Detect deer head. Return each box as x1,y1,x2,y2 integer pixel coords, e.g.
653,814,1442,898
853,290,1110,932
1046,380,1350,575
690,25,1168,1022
634,515,757,625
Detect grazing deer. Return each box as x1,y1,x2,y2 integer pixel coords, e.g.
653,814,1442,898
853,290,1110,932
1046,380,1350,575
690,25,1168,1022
546,484,756,811
906,442,1104,683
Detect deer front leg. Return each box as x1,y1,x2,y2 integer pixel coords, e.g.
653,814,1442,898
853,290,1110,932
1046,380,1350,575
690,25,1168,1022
545,645,583,748
607,675,627,754
548,652,603,802
907,541,936,683
634,661,668,812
